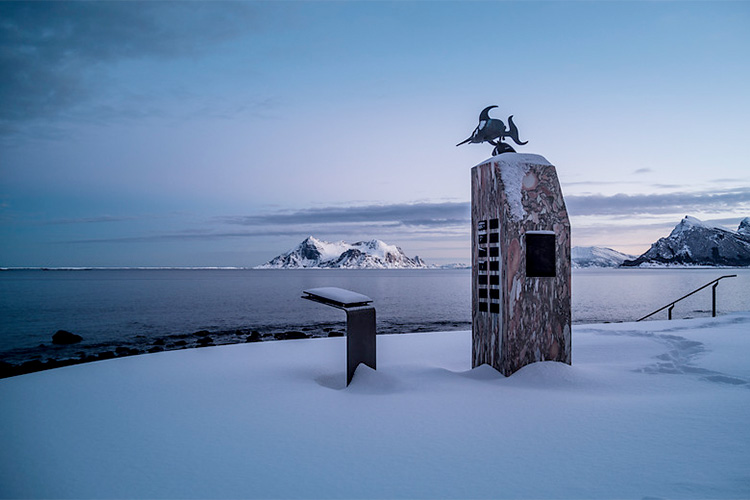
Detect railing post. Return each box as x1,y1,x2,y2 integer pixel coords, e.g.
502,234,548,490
668,304,674,320
712,283,719,317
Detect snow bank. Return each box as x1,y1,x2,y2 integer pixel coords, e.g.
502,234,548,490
2,314,749,499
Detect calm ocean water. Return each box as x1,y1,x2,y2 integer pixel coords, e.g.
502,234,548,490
1,268,748,366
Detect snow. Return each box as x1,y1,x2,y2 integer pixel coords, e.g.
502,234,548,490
307,236,353,261
356,239,401,261
488,153,551,222
572,246,636,268
2,313,750,499
682,215,708,228
303,287,373,306
738,217,750,237
670,216,733,237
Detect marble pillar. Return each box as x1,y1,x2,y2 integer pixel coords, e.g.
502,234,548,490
471,153,571,376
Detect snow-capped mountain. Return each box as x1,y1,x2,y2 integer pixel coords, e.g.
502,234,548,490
256,236,429,269
622,216,750,267
571,246,636,268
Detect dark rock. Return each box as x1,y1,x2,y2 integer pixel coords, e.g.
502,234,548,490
328,331,344,337
115,346,139,356
43,359,62,370
274,331,309,341
153,338,165,346
246,331,262,343
148,346,164,353
174,340,187,347
97,351,116,360
0,361,15,378
52,330,83,345
194,330,211,337
20,359,44,373
197,336,214,346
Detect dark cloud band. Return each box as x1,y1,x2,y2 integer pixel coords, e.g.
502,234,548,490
219,202,471,227
222,187,750,227
566,187,750,216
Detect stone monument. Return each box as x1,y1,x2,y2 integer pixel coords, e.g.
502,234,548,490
459,106,571,376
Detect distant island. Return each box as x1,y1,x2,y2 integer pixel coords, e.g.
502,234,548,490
255,236,462,269
622,216,750,267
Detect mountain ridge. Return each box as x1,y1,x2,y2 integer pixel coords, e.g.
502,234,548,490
623,216,750,267
255,236,429,269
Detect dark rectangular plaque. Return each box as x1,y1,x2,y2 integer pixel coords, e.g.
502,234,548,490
478,247,487,258
479,302,488,312
477,261,487,271
489,233,499,244
489,261,499,271
478,234,487,244
490,303,500,314
490,218,499,229
478,220,487,231
478,288,488,299
490,289,500,299
489,247,499,257
489,275,500,285
526,233,556,278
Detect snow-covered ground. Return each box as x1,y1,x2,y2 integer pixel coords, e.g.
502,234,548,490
2,314,749,499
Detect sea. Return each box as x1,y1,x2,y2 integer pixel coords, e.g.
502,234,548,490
1,268,748,368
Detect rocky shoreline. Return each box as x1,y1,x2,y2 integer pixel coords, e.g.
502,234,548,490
0,320,471,379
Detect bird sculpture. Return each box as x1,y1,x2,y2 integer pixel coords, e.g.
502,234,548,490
457,105,528,155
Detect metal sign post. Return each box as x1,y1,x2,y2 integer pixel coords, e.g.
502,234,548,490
302,287,376,386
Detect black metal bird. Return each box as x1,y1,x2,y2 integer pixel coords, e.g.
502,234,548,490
457,105,528,155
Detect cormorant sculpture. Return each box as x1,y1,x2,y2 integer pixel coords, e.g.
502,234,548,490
457,105,528,155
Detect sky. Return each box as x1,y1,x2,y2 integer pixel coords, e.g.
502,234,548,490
1,0,749,267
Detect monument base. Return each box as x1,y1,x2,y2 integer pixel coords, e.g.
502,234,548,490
471,153,571,376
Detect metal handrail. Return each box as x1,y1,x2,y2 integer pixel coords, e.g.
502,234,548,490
636,274,737,322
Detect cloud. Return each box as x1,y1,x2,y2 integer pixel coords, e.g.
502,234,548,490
219,202,471,228
223,188,750,227
710,178,750,184
63,203,471,245
66,224,470,245
632,168,652,174
566,187,750,216
59,191,749,246
562,180,640,188
0,2,257,131
42,215,140,226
